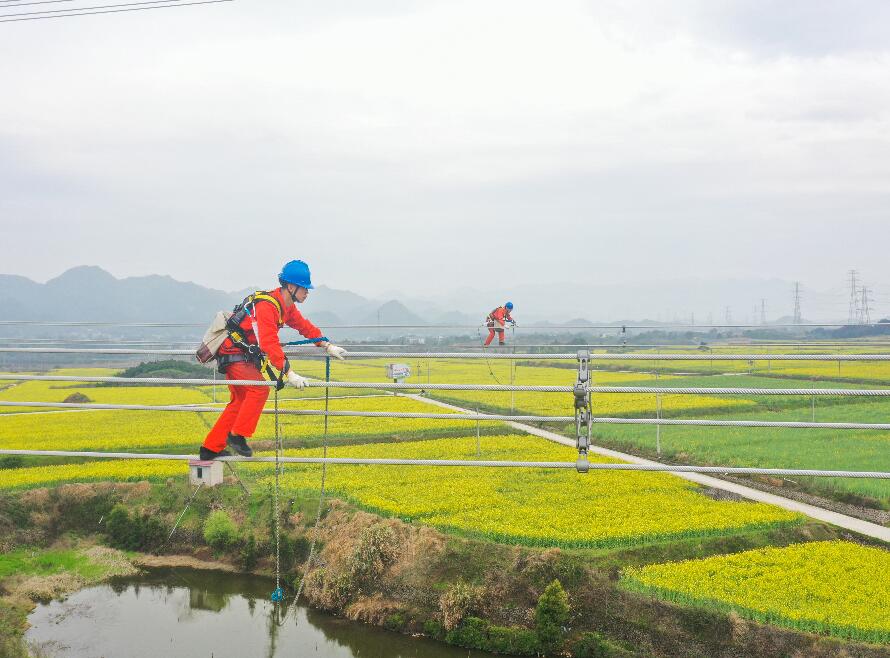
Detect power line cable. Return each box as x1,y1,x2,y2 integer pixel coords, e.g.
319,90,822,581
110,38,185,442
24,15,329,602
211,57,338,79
2,0,213,17
0,0,75,7
0,0,230,21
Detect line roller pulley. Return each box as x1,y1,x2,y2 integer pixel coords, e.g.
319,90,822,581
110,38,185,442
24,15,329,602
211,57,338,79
574,350,592,473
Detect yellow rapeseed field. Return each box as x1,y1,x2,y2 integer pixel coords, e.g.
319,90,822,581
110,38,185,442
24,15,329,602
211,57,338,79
0,378,213,413
0,410,209,451
320,358,755,417
0,395,479,451
622,540,890,643
0,433,799,548
255,435,799,548
0,459,184,488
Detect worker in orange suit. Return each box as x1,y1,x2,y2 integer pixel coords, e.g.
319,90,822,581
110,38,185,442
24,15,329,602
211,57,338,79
199,260,347,460
483,302,515,347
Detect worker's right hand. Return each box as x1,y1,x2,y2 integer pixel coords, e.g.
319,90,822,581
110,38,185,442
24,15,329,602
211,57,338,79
286,370,308,389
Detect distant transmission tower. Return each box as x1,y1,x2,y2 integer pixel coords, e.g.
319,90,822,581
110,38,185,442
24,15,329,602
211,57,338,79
792,282,802,324
724,306,732,325
760,298,767,325
860,286,872,324
848,269,860,324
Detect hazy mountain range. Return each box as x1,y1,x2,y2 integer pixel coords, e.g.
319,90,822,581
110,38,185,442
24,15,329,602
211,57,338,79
0,267,878,339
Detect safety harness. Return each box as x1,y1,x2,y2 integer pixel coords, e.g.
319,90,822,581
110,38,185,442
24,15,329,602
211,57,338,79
218,291,289,389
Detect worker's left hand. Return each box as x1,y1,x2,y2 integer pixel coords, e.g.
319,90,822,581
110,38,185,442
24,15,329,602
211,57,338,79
325,343,347,360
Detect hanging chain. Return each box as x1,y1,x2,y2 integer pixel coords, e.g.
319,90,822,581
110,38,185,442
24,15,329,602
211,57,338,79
272,386,283,601
276,356,332,625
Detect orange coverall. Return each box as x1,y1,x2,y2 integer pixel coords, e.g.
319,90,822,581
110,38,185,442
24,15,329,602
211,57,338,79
202,287,322,452
484,306,514,346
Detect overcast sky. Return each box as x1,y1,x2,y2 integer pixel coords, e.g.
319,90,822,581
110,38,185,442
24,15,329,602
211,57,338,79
2,0,889,304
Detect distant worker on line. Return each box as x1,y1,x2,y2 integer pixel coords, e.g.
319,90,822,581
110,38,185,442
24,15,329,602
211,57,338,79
483,301,515,347
199,260,347,461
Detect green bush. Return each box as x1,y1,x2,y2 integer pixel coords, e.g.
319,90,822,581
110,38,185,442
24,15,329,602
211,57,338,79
573,632,611,658
118,360,210,380
446,616,489,650
423,619,445,640
278,533,310,572
203,511,238,552
237,533,258,571
487,624,538,656
104,505,165,551
384,612,407,631
535,579,570,655
53,489,116,536
0,457,23,470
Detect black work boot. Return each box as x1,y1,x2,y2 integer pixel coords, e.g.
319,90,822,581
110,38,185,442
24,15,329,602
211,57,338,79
227,433,253,457
199,446,231,460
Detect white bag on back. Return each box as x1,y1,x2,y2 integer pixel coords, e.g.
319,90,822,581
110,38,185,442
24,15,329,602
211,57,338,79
195,311,231,363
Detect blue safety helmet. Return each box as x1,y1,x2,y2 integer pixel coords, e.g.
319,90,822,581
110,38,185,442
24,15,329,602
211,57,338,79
505,302,514,310
279,260,314,289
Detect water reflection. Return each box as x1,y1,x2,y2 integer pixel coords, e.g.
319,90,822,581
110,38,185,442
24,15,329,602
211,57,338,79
26,568,484,658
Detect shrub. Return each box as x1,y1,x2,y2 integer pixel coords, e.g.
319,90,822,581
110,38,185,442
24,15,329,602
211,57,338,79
445,616,489,650
487,624,538,656
423,619,445,640
350,524,398,591
439,580,485,631
104,505,165,551
384,612,407,631
237,533,258,571
279,533,310,572
118,360,210,380
535,579,570,655
573,632,612,658
203,511,238,552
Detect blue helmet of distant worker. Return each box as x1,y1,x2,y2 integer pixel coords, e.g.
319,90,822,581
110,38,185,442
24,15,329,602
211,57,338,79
279,260,314,290
505,302,513,310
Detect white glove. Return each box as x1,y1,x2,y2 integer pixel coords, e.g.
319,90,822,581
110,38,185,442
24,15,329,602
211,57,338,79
325,343,347,361
286,370,307,389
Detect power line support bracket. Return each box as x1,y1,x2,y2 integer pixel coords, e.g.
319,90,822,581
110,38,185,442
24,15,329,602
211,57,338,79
574,350,591,473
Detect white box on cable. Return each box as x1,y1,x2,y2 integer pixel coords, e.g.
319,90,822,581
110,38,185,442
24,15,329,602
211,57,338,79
189,459,224,487
386,363,411,381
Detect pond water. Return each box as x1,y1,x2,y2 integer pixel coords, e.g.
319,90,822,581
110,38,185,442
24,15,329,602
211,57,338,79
26,568,484,658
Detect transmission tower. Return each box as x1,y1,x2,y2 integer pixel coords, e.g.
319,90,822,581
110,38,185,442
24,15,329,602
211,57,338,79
860,286,872,324
724,306,732,325
792,282,802,324
848,269,860,324
760,298,767,325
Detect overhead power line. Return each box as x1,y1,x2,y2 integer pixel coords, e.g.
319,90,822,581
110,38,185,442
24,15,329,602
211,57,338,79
0,0,231,21
0,0,75,7
2,0,193,18
1,320,888,329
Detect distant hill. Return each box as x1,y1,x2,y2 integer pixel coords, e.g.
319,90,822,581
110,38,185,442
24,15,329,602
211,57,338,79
0,267,438,341
1,266,867,337
359,300,426,326
0,266,238,323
